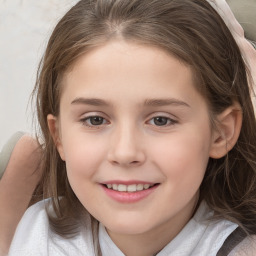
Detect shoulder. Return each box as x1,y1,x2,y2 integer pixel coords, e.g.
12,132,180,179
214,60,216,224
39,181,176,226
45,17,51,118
8,200,50,255
9,199,95,256
12,199,49,236
228,235,256,256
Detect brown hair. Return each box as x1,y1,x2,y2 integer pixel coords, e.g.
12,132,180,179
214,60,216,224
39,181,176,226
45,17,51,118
33,0,256,250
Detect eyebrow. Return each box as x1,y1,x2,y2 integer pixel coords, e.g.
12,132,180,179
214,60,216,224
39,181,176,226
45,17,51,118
144,98,190,108
71,97,190,108
71,97,110,106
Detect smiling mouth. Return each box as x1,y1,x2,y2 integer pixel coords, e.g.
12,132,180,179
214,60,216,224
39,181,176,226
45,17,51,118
102,183,159,192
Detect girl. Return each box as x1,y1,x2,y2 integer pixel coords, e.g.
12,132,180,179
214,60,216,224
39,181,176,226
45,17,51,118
6,0,256,255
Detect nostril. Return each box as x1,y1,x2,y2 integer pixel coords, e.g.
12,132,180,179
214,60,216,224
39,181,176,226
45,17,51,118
130,160,140,164
111,160,140,166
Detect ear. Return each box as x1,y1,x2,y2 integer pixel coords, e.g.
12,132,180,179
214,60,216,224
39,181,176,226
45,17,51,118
47,114,66,161
209,102,242,159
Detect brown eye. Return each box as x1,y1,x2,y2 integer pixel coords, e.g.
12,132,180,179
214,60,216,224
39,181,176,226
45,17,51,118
89,116,105,125
148,116,177,127
153,117,168,126
81,116,108,127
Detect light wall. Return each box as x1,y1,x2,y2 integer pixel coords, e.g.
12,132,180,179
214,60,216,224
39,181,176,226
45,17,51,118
0,0,79,148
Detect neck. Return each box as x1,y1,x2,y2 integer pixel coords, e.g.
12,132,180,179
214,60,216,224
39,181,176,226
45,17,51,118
107,197,199,256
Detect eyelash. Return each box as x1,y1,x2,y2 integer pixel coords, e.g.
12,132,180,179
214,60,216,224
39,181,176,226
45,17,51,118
80,116,109,128
80,115,177,128
147,116,178,126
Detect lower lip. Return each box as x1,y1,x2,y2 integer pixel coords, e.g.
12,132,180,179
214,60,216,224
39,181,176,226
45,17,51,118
101,184,159,203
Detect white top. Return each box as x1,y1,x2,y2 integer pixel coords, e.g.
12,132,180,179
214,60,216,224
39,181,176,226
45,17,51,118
9,200,244,255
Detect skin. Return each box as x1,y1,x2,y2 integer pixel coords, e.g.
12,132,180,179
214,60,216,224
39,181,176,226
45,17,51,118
0,136,42,256
48,41,241,256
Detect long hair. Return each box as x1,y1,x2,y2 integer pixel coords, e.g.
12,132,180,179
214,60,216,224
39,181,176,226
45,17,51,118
33,0,256,250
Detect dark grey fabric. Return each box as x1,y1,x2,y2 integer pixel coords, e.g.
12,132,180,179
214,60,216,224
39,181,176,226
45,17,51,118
216,227,247,256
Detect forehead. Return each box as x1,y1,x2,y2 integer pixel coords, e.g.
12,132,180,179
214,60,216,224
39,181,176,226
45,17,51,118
60,41,206,109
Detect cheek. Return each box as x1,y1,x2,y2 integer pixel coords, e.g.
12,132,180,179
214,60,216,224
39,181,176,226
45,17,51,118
151,130,211,182
62,134,108,203
61,131,107,178
153,134,210,204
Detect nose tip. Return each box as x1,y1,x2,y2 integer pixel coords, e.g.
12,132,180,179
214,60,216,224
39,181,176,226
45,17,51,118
107,130,146,167
109,152,145,167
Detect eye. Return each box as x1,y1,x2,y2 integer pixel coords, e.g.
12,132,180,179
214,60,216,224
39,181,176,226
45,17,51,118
148,116,177,126
81,116,108,127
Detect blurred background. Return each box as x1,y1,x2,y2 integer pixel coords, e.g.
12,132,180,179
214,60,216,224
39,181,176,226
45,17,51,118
0,0,79,148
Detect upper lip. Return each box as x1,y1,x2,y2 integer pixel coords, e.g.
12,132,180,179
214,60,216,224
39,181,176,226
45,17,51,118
101,180,157,185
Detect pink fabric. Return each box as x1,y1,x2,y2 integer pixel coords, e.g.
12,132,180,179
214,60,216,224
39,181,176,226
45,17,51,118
208,0,256,108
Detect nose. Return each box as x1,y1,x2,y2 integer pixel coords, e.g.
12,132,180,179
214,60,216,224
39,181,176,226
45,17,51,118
107,124,146,167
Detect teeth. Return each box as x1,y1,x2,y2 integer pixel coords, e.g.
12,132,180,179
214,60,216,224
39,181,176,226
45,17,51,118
118,184,127,192
136,184,144,191
144,184,150,189
105,183,154,192
127,184,137,192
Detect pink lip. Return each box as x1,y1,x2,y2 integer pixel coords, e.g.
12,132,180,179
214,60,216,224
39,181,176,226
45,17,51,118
102,180,155,185
101,183,159,203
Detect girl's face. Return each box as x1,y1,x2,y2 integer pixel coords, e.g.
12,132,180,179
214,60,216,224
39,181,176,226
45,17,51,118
51,41,217,241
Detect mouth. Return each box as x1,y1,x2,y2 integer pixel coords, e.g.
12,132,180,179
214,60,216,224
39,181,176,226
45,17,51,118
102,183,159,192
101,182,160,203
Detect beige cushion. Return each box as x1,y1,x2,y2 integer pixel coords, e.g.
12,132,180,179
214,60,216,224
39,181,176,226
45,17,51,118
0,131,25,179
227,0,256,42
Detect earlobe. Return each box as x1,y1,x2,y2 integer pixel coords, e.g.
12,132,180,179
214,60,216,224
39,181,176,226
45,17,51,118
209,102,242,159
47,114,66,161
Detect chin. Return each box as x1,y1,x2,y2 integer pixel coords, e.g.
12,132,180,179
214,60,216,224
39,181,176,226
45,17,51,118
103,218,154,235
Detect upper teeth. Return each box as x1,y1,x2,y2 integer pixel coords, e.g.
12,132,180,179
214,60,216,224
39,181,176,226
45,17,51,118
106,184,153,192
